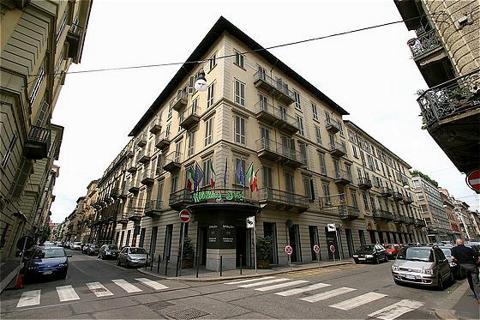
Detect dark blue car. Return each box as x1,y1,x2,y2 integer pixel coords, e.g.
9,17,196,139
24,246,71,280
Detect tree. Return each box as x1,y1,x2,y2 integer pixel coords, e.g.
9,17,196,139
411,170,439,187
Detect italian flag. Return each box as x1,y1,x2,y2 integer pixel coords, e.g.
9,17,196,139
186,166,194,191
245,162,256,191
250,169,259,192
209,161,216,189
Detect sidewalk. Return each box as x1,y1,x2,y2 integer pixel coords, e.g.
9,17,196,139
139,259,353,282
0,258,22,293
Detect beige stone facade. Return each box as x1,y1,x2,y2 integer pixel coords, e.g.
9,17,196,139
0,0,92,258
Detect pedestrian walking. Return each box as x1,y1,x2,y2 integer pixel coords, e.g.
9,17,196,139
451,238,480,304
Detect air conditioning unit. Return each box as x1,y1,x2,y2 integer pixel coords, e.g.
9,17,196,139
186,86,196,95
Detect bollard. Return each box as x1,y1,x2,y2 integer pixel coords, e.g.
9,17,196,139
240,254,243,275
196,254,200,278
157,254,161,273
220,256,223,277
150,254,153,271
164,257,169,276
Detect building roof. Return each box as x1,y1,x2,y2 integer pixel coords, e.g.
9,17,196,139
343,120,412,169
129,16,348,136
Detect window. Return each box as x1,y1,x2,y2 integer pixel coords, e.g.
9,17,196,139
311,103,318,120
303,177,315,201
296,115,304,136
204,117,213,146
362,191,370,210
29,61,45,104
207,83,215,108
352,145,358,158
191,97,198,114
293,90,301,110
1,134,17,168
315,126,322,144
234,80,245,106
235,158,246,185
35,100,50,126
203,158,213,187
262,166,272,188
171,174,178,192
187,131,195,156
234,51,245,68
322,182,331,205
318,152,327,175
298,142,307,165
209,52,216,70
234,115,246,144
351,191,358,208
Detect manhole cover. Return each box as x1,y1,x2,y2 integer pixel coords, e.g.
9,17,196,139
146,301,173,311
166,308,210,319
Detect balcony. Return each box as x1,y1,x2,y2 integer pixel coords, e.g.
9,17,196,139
140,169,154,186
169,188,258,211
149,119,161,134
415,219,426,227
137,150,151,164
24,125,51,159
325,118,341,134
155,131,171,149
144,200,163,218
171,90,188,112
373,209,394,221
417,70,480,173
328,141,346,158
394,214,406,224
163,152,182,172
117,215,128,224
407,30,442,61
126,162,137,173
253,70,295,105
128,182,140,195
66,23,83,61
179,105,200,130
254,101,298,134
169,189,193,210
393,192,403,201
404,194,414,204
405,216,415,225
110,186,121,199
358,177,372,190
127,206,143,222
136,133,147,147
334,170,351,186
338,205,360,220
256,138,306,168
258,188,309,213
125,150,134,158
380,187,392,197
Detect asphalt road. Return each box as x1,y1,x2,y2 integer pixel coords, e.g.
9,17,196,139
1,250,478,319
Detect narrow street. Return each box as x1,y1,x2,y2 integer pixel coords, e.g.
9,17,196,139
1,250,478,319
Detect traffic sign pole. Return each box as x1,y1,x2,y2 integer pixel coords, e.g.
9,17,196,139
178,222,185,277
253,219,257,274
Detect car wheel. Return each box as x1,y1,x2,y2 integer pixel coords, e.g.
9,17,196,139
394,279,402,285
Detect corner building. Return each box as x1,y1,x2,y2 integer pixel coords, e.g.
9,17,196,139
107,17,426,271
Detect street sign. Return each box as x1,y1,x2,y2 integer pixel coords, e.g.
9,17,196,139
466,170,480,193
179,209,191,223
327,224,336,232
284,245,293,256
246,216,255,229
313,244,320,254
16,236,34,251
329,244,336,253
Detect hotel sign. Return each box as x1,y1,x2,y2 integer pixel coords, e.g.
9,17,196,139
192,190,245,203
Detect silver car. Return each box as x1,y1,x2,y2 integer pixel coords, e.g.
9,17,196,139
391,246,452,289
117,247,149,268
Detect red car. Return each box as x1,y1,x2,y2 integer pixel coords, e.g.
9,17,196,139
384,244,401,259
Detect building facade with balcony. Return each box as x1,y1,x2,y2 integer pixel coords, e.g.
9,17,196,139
412,176,450,242
78,180,98,243
438,188,463,241
394,0,480,179
0,0,92,259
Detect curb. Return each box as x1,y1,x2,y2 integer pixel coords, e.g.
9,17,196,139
138,261,352,282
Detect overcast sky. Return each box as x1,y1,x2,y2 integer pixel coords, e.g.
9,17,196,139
50,0,479,223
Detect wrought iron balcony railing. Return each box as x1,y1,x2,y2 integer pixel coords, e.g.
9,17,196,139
325,118,341,134
358,177,372,190
256,138,306,168
127,206,143,221
258,187,309,212
144,200,163,217
253,70,295,104
338,205,360,220
155,131,171,149
179,104,200,129
393,192,403,201
136,133,147,147
417,70,480,127
373,209,394,221
171,90,188,112
137,149,151,164
169,188,257,210
24,125,51,159
407,30,442,59
254,100,298,134
163,152,182,172
140,169,154,185
394,214,406,224
380,187,393,197
334,169,351,185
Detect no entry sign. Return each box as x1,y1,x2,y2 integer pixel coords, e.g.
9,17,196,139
313,244,320,254
466,170,480,193
329,244,336,253
179,209,191,223
284,245,293,256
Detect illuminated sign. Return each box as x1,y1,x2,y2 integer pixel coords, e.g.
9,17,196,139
192,190,245,203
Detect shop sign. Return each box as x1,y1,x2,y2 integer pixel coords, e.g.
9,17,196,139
192,190,245,203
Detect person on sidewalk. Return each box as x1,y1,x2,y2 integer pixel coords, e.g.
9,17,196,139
451,238,480,304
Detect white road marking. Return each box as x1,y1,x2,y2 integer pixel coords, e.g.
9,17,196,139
17,290,41,307
368,299,423,320
56,285,80,302
135,278,168,290
276,282,331,296
330,292,387,310
300,287,356,302
86,282,114,297
225,276,275,285
239,278,290,288
112,279,142,293
255,280,309,292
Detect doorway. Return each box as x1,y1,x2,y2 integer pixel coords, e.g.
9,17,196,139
309,226,320,261
325,227,340,260
369,230,376,244
163,225,172,261
288,224,301,263
149,226,158,258
264,222,278,264
197,227,208,266
236,226,247,267
345,229,354,257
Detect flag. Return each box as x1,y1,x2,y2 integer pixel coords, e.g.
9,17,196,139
193,163,204,192
250,169,259,192
245,162,254,187
186,167,194,192
223,158,228,188
208,161,216,189
236,160,245,187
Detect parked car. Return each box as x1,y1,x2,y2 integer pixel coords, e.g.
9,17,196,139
384,244,401,260
353,244,387,264
439,246,463,279
85,244,99,256
117,247,149,268
99,244,119,260
71,242,82,250
392,245,452,289
23,246,71,281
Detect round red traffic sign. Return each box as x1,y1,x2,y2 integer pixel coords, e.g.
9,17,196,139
179,209,191,223
466,170,480,192
313,244,320,254
329,244,336,253
284,245,293,255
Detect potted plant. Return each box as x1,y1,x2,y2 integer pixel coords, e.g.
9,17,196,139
256,236,272,269
181,237,195,269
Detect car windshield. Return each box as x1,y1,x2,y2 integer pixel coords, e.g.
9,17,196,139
36,248,66,259
108,245,118,250
358,245,375,251
129,248,146,254
397,247,433,262
440,248,452,257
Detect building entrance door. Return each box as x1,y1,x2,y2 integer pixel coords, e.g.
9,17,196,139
236,226,247,267
325,227,340,260
264,222,278,264
163,225,172,261
288,224,301,263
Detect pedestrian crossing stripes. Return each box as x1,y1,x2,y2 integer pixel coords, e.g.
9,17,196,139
275,282,331,296
112,279,142,293
300,287,357,302
255,280,308,292
56,285,80,302
16,290,40,308
329,292,387,310
224,276,275,285
86,282,114,297
368,299,424,320
239,278,289,288
135,278,168,290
